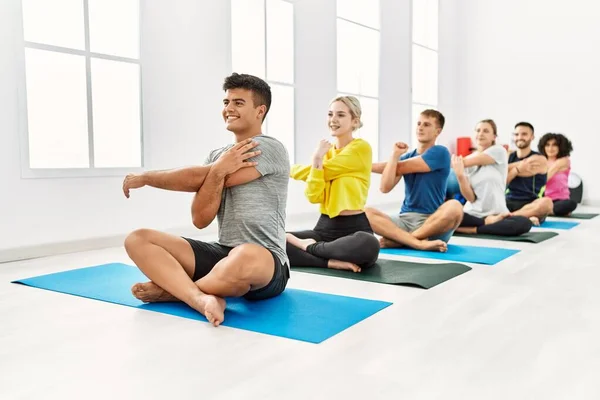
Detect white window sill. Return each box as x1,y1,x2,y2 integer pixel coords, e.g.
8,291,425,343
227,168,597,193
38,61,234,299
21,167,146,179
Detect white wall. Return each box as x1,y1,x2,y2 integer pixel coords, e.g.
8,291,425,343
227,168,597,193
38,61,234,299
0,0,411,259
439,0,600,204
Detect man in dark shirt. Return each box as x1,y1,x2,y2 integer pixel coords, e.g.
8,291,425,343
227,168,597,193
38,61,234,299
505,122,553,224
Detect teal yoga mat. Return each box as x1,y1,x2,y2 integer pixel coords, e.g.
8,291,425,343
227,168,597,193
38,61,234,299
379,244,519,265
12,263,392,344
536,220,580,230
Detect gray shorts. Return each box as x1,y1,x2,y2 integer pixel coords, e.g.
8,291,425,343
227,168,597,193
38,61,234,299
390,212,454,243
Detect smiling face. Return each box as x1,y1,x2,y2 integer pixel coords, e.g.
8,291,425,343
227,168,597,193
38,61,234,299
544,138,559,158
222,88,265,133
328,100,358,137
513,125,534,149
475,122,496,149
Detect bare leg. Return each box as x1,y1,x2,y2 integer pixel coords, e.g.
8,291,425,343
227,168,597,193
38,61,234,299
411,200,464,241
511,198,553,220
124,229,226,326
195,243,275,297
365,207,447,251
456,227,477,234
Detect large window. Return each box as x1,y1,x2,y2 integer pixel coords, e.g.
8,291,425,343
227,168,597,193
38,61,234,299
231,0,295,162
20,0,142,176
336,0,380,159
411,0,439,144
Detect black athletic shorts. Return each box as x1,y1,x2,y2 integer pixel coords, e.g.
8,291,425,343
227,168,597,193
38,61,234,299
182,238,289,301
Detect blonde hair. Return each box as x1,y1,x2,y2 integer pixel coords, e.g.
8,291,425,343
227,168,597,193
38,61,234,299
330,95,363,130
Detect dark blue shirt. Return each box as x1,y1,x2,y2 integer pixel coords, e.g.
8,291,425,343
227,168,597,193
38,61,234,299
506,151,547,201
400,145,451,214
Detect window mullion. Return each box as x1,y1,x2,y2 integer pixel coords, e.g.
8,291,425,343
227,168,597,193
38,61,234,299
83,0,95,168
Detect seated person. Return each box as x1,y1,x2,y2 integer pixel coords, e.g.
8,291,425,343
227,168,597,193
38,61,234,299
121,73,290,327
365,109,463,252
506,122,554,224
452,119,532,236
538,133,577,216
287,96,380,273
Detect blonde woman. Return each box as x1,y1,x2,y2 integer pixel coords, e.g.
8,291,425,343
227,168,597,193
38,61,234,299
286,96,379,273
452,119,532,236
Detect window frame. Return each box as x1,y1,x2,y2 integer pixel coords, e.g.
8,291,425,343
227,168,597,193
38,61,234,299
335,1,381,159
17,0,146,179
230,0,296,163
410,0,439,146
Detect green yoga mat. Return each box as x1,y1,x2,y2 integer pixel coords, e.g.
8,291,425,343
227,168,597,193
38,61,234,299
292,259,472,289
453,231,558,243
556,213,598,220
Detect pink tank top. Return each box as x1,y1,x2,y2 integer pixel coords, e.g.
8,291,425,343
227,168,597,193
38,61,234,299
545,158,571,200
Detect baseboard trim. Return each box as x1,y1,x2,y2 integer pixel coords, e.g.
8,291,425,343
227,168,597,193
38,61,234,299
0,202,401,264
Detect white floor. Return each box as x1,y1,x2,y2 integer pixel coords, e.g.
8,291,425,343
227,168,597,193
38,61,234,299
2,208,600,400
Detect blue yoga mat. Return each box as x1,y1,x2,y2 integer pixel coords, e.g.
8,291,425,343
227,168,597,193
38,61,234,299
12,263,392,344
379,244,519,265
536,220,580,230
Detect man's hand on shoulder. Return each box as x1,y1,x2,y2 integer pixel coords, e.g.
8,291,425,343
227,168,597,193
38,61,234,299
213,138,261,177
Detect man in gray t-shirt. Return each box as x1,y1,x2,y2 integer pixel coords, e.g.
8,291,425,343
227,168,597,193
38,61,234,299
121,73,290,327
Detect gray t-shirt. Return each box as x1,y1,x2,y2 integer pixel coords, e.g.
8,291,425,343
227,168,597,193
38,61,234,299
204,135,290,267
463,144,510,218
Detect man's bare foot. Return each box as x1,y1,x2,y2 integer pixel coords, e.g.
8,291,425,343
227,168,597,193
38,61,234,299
286,233,317,251
416,239,448,252
529,216,540,226
132,281,178,303
188,294,227,327
327,259,361,273
485,212,511,225
379,237,402,248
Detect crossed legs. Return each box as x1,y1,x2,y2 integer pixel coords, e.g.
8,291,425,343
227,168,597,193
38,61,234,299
365,200,463,252
124,229,276,326
508,197,553,224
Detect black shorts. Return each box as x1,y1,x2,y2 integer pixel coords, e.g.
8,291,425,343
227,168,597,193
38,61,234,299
182,238,289,301
506,199,534,212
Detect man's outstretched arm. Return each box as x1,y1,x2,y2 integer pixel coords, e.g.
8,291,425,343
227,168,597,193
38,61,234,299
123,165,212,198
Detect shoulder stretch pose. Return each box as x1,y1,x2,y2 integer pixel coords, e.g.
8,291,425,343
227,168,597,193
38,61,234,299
122,73,290,327
505,122,553,224
452,119,532,236
365,109,463,252
287,96,380,273
537,133,577,216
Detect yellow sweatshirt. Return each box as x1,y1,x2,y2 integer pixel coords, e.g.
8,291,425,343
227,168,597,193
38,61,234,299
290,138,372,218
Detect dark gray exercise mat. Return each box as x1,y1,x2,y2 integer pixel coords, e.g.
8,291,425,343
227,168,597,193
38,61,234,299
291,259,472,289
557,213,598,220
453,231,558,243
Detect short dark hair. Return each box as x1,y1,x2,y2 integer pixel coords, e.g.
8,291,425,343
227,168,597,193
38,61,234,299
420,109,445,129
223,73,272,121
515,121,534,133
538,133,573,158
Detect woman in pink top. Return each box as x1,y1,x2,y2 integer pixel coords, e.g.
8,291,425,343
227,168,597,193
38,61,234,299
538,133,576,216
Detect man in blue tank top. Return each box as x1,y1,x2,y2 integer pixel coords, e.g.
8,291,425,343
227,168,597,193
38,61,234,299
366,109,463,252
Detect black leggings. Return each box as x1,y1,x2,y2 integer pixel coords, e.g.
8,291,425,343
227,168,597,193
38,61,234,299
286,213,380,269
553,199,577,216
460,213,532,236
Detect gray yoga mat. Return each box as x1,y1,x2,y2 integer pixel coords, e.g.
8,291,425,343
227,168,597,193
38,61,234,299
292,259,472,289
453,231,558,243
